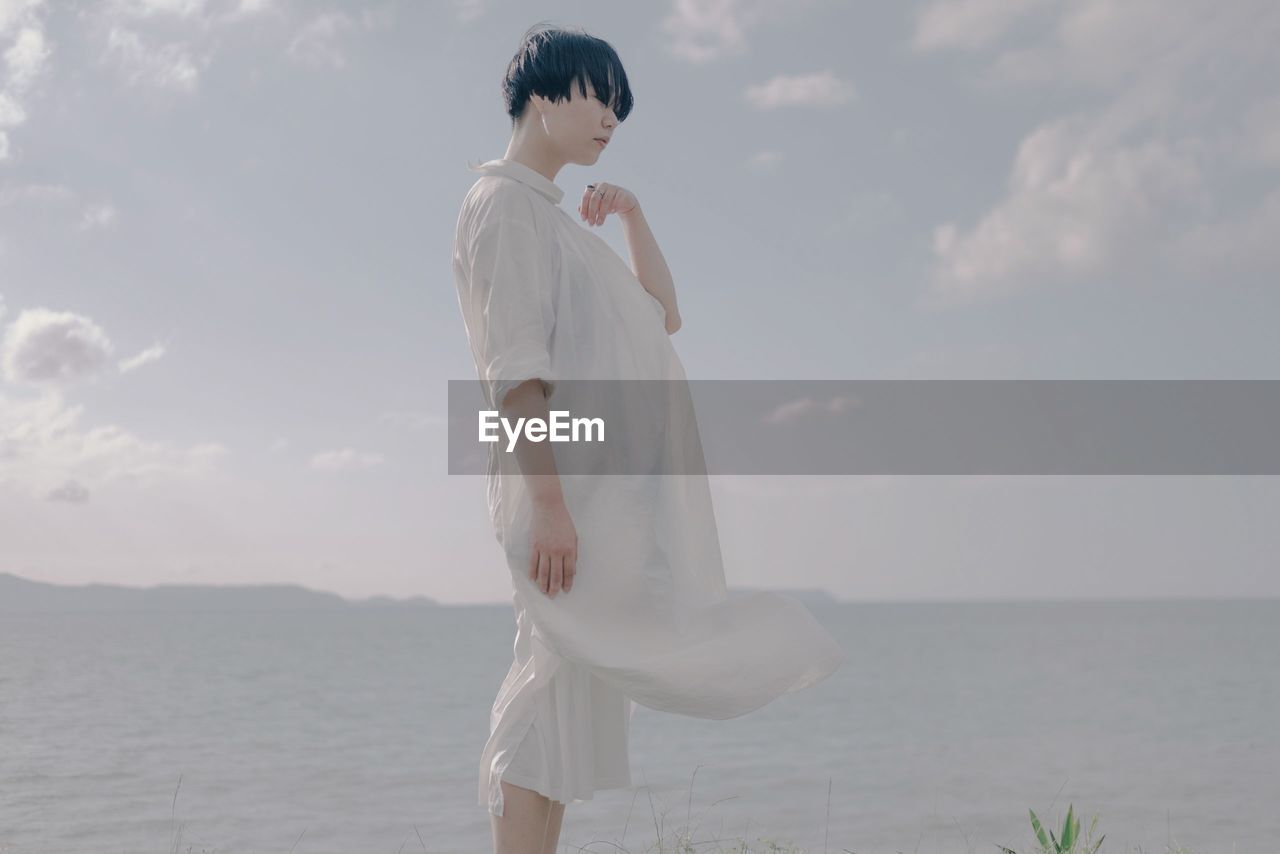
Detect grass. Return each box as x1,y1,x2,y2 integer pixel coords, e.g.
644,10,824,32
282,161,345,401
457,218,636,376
155,770,1223,854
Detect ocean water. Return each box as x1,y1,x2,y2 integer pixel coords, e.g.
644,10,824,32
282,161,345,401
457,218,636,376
1,599,1277,854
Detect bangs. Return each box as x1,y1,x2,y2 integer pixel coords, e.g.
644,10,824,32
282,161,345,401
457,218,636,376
503,23,634,124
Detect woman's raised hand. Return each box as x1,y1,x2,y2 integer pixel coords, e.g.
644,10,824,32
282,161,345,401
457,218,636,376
529,497,577,597
580,181,638,227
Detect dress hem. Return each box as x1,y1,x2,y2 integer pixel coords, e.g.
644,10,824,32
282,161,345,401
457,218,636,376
492,771,635,811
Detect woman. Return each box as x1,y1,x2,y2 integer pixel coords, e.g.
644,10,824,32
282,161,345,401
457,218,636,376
452,23,846,854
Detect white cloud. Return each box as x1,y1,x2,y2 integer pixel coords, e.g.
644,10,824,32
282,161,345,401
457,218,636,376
0,0,47,160
231,0,274,16
0,0,45,35
0,183,119,231
912,0,1049,52
2,307,116,385
0,88,25,125
78,202,119,230
743,70,853,110
106,26,201,92
914,0,1280,304
106,0,209,19
761,394,861,425
47,478,89,503
287,11,353,70
308,447,385,472
926,122,1206,306
0,181,73,206
661,0,809,64
0,389,230,499
451,0,483,25
118,342,166,373
4,25,50,90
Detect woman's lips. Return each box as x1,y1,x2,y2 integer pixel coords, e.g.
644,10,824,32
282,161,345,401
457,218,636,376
594,138,607,148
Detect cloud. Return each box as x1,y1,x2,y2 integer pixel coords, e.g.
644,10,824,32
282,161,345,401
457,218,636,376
106,0,209,18
118,342,166,373
912,0,1050,52
307,447,385,472
78,202,119,230
761,394,860,425
106,26,201,92
91,0,277,92
287,10,353,70
0,388,230,498
743,70,854,110
913,0,1280,304
0,0,48,160
451,0,483,25
5,23,49,90
104,0,275,23
0,181,74,206
2,307,116,385
47,478,90,503
926,121,1206,306
0,182,120,232
661,0,810,64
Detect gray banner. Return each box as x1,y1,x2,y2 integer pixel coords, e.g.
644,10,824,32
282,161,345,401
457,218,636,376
446,380,1280,475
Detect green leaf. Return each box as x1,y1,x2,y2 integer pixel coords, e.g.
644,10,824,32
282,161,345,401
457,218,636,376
1061,805,1076,850
1030,809,1051,849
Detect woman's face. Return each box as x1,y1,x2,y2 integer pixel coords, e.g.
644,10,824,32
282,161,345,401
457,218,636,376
532,77,619,165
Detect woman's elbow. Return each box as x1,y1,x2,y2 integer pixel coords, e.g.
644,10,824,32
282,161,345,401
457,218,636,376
665,313,682,335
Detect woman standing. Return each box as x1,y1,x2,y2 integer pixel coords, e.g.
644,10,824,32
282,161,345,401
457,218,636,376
452,23,846,854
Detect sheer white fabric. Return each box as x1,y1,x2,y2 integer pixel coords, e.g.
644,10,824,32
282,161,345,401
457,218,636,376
453,158,846,817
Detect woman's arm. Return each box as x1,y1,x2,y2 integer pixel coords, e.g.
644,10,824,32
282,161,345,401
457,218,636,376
618,204,682,334
501,378,576,599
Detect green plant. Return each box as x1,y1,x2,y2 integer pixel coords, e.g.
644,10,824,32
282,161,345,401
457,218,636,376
998,803,1105,854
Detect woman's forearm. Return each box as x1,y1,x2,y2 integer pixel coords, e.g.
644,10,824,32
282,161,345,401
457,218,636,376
500,379,566,508
618,204,682,334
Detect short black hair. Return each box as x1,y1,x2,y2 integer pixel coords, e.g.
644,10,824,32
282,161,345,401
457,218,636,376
502,22,633,127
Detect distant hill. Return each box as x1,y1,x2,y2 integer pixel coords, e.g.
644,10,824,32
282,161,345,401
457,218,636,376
0,572,441,612
730,587,845,605
0,572,844,613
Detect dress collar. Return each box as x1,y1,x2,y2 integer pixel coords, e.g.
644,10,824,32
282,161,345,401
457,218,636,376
469,158,565,205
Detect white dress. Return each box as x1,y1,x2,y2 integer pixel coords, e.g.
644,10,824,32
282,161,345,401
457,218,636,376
452,158,846,817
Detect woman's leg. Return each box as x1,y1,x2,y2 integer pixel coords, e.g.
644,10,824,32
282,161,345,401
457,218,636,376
491,780,552,854
541,799,566,854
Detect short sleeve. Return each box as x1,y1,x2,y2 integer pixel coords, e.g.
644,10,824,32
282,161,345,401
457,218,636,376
458,205,558,410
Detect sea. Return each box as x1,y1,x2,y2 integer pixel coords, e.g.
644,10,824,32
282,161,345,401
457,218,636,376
1,599,1277,854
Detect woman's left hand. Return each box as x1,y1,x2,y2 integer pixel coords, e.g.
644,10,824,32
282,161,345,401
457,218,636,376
580,181,638,227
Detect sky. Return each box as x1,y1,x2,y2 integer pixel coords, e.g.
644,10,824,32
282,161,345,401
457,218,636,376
1,0,1278,604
